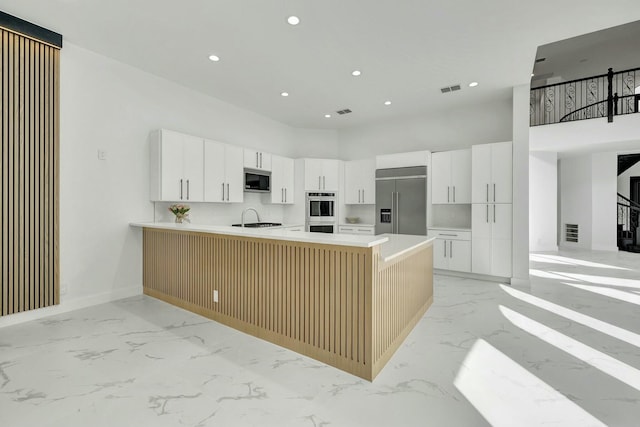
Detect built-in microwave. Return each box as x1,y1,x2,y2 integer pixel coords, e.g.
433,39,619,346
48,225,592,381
244,171,270,192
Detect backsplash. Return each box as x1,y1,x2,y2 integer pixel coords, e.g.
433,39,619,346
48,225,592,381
431,204,471,229
153,193,300,226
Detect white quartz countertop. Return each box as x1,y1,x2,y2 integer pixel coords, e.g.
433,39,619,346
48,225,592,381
339,223,375,227
428,226,472,232
378,233,435,262
130,222,389,248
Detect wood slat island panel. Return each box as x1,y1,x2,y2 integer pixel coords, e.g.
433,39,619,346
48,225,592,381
142,227,432,380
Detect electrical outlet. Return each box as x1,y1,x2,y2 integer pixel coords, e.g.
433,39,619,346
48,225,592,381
97,149,108,160
213,290,219,303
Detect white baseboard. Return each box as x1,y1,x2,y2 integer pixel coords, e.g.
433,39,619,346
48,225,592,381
510,277,531,287
433,269,511,284
0,285,142,329
591,245,619,252
530,245,559,252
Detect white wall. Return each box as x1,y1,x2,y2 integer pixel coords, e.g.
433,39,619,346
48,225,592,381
337,98,513,160
618,160,640,199
512,85,530,286
591,152,618,251
559,155,593,249
558,152,618,251
0,42,302,327
529,151,558,251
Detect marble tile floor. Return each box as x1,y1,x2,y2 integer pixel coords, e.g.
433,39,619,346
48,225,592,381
1,249,639,427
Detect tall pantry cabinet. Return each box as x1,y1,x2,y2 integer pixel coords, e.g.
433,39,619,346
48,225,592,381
471,142,512,277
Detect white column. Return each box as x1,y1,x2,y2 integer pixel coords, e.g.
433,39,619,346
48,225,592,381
529,151,558,251
512,84,530,287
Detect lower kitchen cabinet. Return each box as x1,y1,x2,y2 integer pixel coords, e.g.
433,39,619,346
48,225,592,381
429,229,471,272
338,225,375,236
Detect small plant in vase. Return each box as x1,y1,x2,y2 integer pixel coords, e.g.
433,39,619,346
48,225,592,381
169,204,190,224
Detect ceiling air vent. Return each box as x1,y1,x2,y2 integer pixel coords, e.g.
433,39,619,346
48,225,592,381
440,84,461,93
565,223,579,243
336,108,352,115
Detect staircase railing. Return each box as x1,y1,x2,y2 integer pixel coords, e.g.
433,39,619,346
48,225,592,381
617,193,640,250
531,67,640,126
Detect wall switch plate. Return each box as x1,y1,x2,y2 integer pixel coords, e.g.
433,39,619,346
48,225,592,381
97,149,108,160
213,290,219,303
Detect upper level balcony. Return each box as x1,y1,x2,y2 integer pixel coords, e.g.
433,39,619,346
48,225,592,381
530,67,640,127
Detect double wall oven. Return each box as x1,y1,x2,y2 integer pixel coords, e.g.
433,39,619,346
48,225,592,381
305,192,337,233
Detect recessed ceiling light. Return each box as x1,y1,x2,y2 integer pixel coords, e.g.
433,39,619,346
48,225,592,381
287,16,300,25
208,54,220,62
351,70,361,77
384,101,392,105
324,114,331,118
281,92,289,97
469,81,478,87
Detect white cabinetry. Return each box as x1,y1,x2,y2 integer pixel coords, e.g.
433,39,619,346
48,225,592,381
472,142,512,203
150,129,204,202
471,141,512,277
338,225,375,236
429,228,471,272
376,151,430,168
243,148,272,171
345,159,375,204
432,149,471,204
471,203,512,277
271,155,295,204
304,159,341,191
204,140,244,203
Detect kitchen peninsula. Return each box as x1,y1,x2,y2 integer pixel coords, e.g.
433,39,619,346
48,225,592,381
131,223,434,380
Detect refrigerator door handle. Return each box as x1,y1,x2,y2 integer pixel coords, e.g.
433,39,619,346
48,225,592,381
395,191,400,233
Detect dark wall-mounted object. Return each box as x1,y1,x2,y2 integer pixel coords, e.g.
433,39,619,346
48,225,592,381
0,10,62,48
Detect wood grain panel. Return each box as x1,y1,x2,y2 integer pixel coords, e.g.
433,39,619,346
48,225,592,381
1,27,59,317
142,228,433,380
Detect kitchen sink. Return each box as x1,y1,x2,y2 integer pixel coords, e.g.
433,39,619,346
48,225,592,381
232,222,282,228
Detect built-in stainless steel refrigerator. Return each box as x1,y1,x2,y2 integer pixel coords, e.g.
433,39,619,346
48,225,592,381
375,166,427,235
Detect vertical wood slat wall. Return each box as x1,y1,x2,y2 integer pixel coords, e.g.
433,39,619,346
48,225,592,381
1,27,60,317
142,228,433,380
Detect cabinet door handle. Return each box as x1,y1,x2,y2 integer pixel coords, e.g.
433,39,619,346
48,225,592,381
440,233,458,237
221,183,225,201
260,152,263,168
227,183,230,201
493,204,496,223
180,179,183,200
486,183,489,202
493,183,496,202
362,189,365,203
450,240,453,257
323,176,326,189
358,189,361,203
318,176,321,190
447,186,450,203
256,152,259,168
186,179,190,200
285,188,287,202
486,204,489,223
453,186,456,203
444,239,447,257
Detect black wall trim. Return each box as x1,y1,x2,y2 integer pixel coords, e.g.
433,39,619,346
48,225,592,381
0,10,62,48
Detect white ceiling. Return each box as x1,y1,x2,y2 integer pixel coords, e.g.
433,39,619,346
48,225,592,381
2,0,640,129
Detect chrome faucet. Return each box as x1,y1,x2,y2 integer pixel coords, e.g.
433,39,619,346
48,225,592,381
241,208,261,227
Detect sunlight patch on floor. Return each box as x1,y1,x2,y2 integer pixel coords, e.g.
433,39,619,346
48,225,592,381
562,282,640,306
530,254,629,270
500,305,640,392
454,339,606,427
501,285,640,348
550,272,640,290
529,269,579,280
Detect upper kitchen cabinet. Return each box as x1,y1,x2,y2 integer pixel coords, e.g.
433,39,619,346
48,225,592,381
204,140,244,203
150,129,204,202
244,148,272,171
472,142,512,204
304,159,341,191
271,155,295,204
431,149,471,204
345,159,375,204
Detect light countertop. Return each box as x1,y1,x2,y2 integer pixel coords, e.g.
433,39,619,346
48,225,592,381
339,223,375,227
130,222,388,247
131,222,434,259
428,226,471,232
